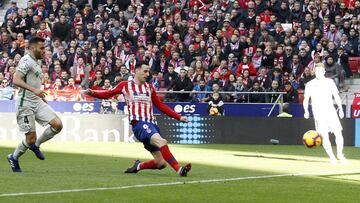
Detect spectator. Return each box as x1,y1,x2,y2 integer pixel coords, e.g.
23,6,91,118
164,65,178,89
227,53,238,74
252,48,263,71
51,64,62,81
125,53,137,75
266,80,281,103
223,74,236,102
325,56,343,88
298,49,311,67
0,78,14,100
52,14,72,43
60,70,69,87
219,67,231,82
288,54,304,79
326,24,341,46
249,81,265,103
70,57,90,89
152,53,168,74
42,73,52,90
258,29,275,48
288,73,300,90
8,41,22,58
277,103,293,117
207,92,224,116
299,67,315,90
171,68,193,102
119,65,132,81
4,1,18,20
236,56,256,77
102,79,113,90
253,67,271,89
192,60,205,76
50,78,63,90
241,69,253,89
89,70,105,89
233,76,248,103
208,71,223,88
192,78,211,103
269,68,283,88
112,74,122,86
283,81,299,103
224,34,245,59
4,65,15,85
103,67,113,81
337,47,352,78
261,47,275,70
63,78,80,91
151,72,160,91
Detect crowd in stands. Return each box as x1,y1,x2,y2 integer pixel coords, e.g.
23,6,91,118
0,0,357,103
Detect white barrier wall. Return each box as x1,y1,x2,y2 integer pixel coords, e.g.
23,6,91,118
0,113,135,142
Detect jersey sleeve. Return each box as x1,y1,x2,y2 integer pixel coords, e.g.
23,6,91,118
329,79,339,94
92,81,125,99
150,84,181,120
303,81,312,97
16,58,30,75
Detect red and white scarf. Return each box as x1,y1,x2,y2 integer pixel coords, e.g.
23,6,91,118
75,64,85,83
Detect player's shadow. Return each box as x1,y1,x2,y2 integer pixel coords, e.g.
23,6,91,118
232,153,328,163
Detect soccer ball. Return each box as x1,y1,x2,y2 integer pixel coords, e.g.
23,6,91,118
303,130,322,148
209,107,219,116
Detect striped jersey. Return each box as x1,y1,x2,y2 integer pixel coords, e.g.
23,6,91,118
92,80,181,123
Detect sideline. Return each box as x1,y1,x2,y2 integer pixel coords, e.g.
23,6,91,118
1,169,360,197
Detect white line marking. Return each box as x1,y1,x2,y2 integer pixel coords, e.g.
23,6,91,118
1,169,360,197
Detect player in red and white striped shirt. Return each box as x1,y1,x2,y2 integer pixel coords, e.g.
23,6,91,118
86,63,191,176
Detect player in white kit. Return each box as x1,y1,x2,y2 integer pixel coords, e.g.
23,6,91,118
7,37,63,172
303,63,347,164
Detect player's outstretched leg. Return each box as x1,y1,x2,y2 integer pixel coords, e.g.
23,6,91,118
125,152,167,173
334,130,348,163
124,160,141,173
150,134,191,177
31,118,62,160
321,132,337,164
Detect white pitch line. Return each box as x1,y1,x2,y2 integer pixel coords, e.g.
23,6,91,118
1,169,360,198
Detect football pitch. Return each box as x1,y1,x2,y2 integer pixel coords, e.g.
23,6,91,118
0,141,360,203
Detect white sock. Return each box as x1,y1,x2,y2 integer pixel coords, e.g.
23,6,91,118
321,132,336,160
35,127,59,147
13,139,29,160
334,131,344,157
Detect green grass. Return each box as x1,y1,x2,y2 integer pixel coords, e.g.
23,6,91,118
0,141,359,202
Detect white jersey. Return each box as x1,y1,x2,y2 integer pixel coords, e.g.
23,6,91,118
16,54,43,108
304,78,342,132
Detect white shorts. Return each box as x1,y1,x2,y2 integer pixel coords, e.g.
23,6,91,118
16,101,57,133
314,113,342,133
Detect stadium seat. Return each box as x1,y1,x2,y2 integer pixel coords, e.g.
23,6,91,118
348,57,360,74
